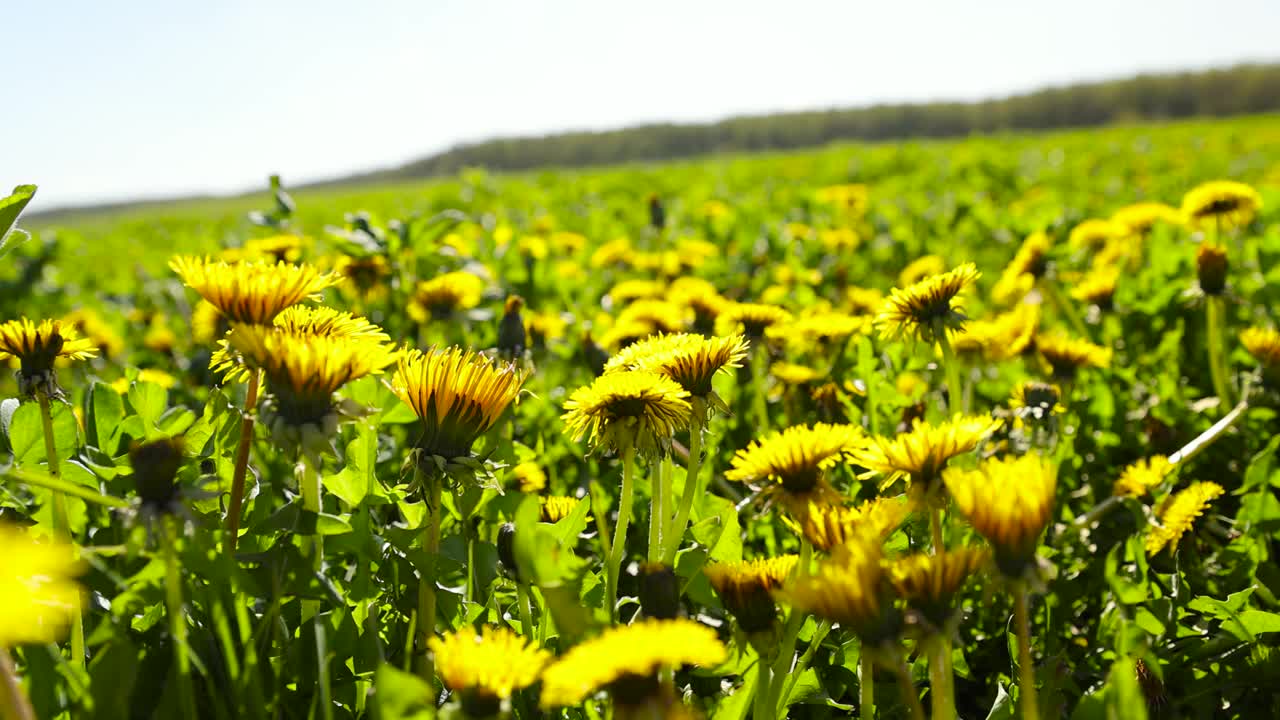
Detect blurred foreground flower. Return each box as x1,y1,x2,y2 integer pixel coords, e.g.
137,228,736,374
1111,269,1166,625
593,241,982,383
430,626,550,718
0,524,84,647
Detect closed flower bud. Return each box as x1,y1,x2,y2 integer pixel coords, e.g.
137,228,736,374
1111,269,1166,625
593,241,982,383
497,522,519,582
1196,244,1228,296
638,562,680,620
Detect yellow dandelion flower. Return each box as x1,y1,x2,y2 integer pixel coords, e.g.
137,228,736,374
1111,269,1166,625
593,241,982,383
992,232,1052,306
714,302,793,338
796,495,910,552
408,271,486,322
191,300,228,346
781,533,897,644
394,347,528,461
1242,326,1280,373
527,310,569,346
675,238,720,270
846,286,885,316
63,308,124,359
889,546,989,630
943,453,1056,577
1111,202,1182,237
615,299,690,335
430,625,550,714
512,462,546,493
725,423,864,514
1181,180,1262,230
949,303,1039,363
229,324,397,428
608,279,667,304
0,523,85,647
590,237,635,269
898,254,947,288
540,496,581,523
1068,219,1124,253
856,414,1002,496
111,368,179,395
169,256,339,325
819,227,860,252
143,315,177,353
604,333,747,414
539,619,726,709
598,320,657,351
1113,456,1174,499
814,183,869,216
0,318,98,397
1036,333,1112,379
1070,266,1120,308
770,361,822,386
704,555,798,633
240,234,307,263
335,254,391,296
562,371,690,458
877,262,980,343
550,231,587,254
213,305,392,384
767,311,871,351
1145,482,1225,556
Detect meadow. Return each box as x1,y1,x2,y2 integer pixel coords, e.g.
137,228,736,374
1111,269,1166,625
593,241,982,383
2,113,1280,719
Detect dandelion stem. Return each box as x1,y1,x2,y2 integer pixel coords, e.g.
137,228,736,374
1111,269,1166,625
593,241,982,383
1205,296,1233,410
225,369,261,556
766,539,811,711
417,472,443,684
860,652,875,719
298,459,332,720
928,636,955,720
159,517,199,720
753,656,775,720
1169,397,1250,466
930,506,945,554
777,619,832,715
0,649,34,720
648,455,669,562
1014,586,1040,720
606,445,637,623
35,391,84,673
516,582,535,640
4,467,129,508
933,325,962,415
889,653,926,720
663,407,704,565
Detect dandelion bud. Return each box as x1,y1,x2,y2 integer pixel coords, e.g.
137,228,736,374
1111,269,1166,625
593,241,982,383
497,295,527,359
647,194,666,231
638,562,680,620
1196,243,1228,296
497,522,519,582
129,437,186,514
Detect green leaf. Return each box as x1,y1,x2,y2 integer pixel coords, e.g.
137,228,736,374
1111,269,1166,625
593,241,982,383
90,383,125,455
10,400,77,465
372,663,435,720
0,184,36,254
710,653,757,720
127,381,167,429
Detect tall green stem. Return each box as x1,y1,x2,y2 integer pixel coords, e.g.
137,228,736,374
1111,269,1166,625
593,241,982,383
663,407,705,565
225,370,261,556
930,506,944,554
0,650,34,720
160,518,199,719
890,654,927,720
606,446,637,623
777,619,833,715
298,458,331,720
648,456,669,561
1014,587,1040,720
753,657,775,720
1206,296,1233,410
417,473,443,684
516,583,535,640
928,636,955,720
766,539,811,710
1169,397,1250,465
860,653,875,719
934,327,963,416
35,392,83,672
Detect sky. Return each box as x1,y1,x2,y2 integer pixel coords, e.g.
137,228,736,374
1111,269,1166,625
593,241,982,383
8,0,1280,211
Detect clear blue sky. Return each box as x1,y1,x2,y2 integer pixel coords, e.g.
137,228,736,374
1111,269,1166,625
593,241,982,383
8,0,1279,210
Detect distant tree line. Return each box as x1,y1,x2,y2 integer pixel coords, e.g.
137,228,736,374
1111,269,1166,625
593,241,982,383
361,62,1280,182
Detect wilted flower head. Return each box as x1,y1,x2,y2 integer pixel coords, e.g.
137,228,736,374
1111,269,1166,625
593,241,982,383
1195,243,1229,296
877,262,980,343
430,626,550,716
725,423,864,514
1181,180,1262,231
538,619,726,709
0,318,98,397
1145,482,1225,556
704,555,798,634
0,523,85,647
561,371,691,458
944,453,1056,578
394,346,528,464
169,256,339,325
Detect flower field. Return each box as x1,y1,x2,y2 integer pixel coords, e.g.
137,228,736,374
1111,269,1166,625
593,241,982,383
2,114,1280,719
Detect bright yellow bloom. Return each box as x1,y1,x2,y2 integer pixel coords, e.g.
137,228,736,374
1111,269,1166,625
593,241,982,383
714,302,793,338
540,496,580,523
0,523,85,647
814,183,869,216
527,310,569,345
796,496,909,552
512,462,546,493
394,347,528,460
1036,333,1112,378
1181,180,1262,230
539,619,726,708
213,305,393,384
604,333,748,401
877,263,980,343
1242,327,1280,369
1070,266,1120,307
590,237,635,269
857,414,1002,496
238,234,307,263
704,555,798,633
948,303,1039,362
725,423,865,513
770,361,821,386
334,254,392,297
1113,456,1174,499
767,311,871,351
169,256,339,325
229,323,397,427
64,308,124,358
1145,482,1225,556
111,368,179,394
846,286,886,315
889,546,989,630
1111,202,1182,236
0,318,98,375
561,371,691,458
191,300,228,346
898,255,947,288
608,279,667,304
944,453,1056,577
992,232,1052,306
430,626,550,711
781,533,896,643
1068,219,1123,252
819,227,860,251
408,271,486,321
615,299,690,335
